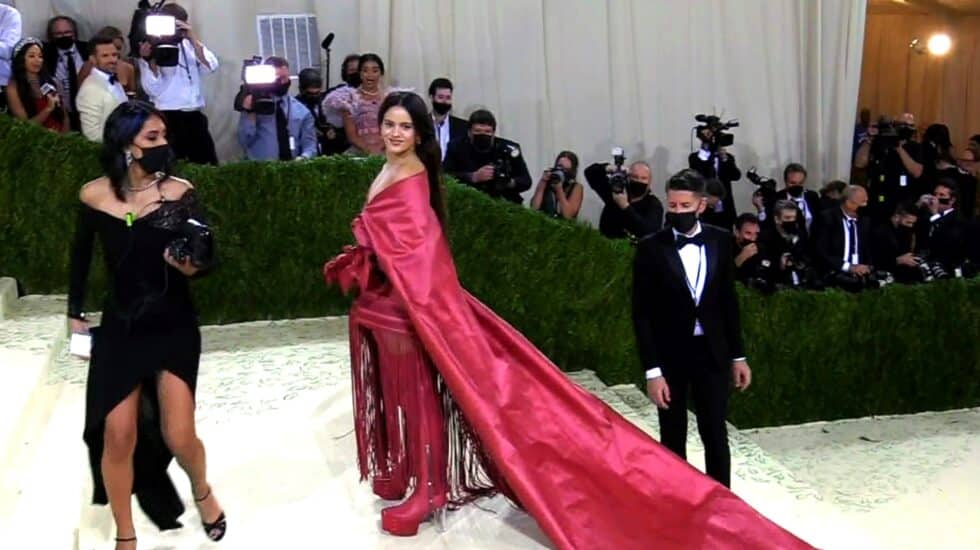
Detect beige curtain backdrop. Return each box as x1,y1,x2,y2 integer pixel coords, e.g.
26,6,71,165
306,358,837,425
11,0,867,226
859,14,980,151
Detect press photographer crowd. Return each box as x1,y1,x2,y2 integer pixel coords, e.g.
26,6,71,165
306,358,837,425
2,2,979,294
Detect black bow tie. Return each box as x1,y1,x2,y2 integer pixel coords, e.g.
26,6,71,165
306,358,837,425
675,234,705,249
108,74,118,85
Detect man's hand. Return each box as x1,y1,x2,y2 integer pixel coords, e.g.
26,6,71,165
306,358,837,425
732,360,752,391
780,253,793,270
69,318,89,335
139,41,153,59
734,243,758,267
751,193,765,212
472,165,495,184
849,264,872,277
897,253,919,268
176,20,196,41
613,189,629,209
241,94,254,111
647,377,670,409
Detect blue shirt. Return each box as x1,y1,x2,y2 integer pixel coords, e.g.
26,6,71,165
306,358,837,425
237,95,317,161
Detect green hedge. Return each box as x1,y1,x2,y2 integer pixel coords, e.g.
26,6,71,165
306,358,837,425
1,116,978,428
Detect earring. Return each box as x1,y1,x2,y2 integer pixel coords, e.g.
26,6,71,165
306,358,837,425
125,151,133,166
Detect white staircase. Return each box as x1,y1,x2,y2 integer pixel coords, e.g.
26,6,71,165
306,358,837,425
1,276,975,549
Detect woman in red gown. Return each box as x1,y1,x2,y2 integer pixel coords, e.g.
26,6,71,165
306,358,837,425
324,92,814,549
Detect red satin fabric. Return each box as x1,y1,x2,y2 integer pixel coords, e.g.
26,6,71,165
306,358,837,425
325,173,813,550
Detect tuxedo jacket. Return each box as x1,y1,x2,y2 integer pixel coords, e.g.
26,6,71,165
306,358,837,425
76,73,125,142
811,207,872,274
632,225,745,373
42,41,89,79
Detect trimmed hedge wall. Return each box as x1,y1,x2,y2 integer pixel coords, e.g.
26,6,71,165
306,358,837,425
1,116,978,428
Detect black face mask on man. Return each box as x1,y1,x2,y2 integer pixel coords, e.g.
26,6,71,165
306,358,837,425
432,102,452,116
344,72,361,88
666,211,699,234
627,180,648,199
472,134,493,152
133,144,175,175
787,186,804,198
780,221,799,235
55,36,75,50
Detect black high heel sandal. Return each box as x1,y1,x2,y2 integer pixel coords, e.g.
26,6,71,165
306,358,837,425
194,487,227,542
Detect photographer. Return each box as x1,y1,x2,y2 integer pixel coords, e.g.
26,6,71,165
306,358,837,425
872,202,923,283
584,158,664,240
919,124,976,220
812,185,878,291
819,180,847,211
688,119,741,230
137,3,219,165
759,200,817,289
295,68,328,156
237,57,317,161
920,179,969,275
761,163,821,234
531,151,584,220
316,54,360,156
443,109,531,204
733,213,772,288
853,113,923,223
700,178,730,230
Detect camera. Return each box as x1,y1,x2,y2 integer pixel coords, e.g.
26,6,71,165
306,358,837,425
609,147,629,194
233,57,279,115
915,257,949,282
490,141,521,189
695,114,739,151
745,168,776,193
167,218,214,269
871,116,915,153
129,2,185,67
546,164,567,187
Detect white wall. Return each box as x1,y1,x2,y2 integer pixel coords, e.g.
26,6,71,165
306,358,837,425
9,0,866,227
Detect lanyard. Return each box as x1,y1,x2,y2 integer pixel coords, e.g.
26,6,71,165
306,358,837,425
682,245,705,304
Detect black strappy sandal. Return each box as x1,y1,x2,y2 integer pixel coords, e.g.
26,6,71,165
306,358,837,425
194,487,227,542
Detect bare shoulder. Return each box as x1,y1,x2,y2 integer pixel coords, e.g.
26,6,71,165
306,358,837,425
79,177,111,205
160,176,195,200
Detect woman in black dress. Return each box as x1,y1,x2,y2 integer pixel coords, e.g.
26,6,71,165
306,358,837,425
68,101,225,549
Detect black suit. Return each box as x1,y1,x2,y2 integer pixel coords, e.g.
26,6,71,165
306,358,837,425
446,114,467,143
43,41,89,131
812,208,873,276
584,162,663,240
443,136,532,204
688,150,741,231
632,224,744,487
927,210,968,270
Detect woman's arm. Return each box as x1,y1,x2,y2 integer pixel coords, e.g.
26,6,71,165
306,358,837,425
558,182,584,219
530,171,549,210
6,84,55,125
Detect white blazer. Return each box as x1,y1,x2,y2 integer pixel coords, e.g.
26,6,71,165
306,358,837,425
77,70,126,142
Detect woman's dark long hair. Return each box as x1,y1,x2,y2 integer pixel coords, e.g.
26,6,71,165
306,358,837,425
11,42,59,119
100,100,172,201
922,123,955,166
378,91,448,228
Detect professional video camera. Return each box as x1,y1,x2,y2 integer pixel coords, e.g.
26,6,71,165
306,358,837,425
233,57,280,115
695,114,739,152
167,217,214,269
608,147,629,194
129,1,185,67
489,141,521,190
870,116,916,154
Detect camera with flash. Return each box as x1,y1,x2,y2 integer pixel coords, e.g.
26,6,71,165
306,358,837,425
144,13,183,67
232,57,279,116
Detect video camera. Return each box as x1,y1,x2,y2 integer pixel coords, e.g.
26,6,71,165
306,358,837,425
608,147,629,194
695,114,739,151
871,116,916,154
233,57,280,116
490,141,521,190
129,1,185,67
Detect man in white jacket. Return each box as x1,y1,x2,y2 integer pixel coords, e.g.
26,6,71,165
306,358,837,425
77,34,127,142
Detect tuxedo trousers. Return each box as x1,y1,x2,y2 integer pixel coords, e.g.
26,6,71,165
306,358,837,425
657,336,732,487
162,110,218,165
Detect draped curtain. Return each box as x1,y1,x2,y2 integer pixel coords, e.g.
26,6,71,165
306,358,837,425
13,0,867,225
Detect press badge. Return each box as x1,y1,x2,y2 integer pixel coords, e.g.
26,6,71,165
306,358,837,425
289,136,296,153
899,175,908,187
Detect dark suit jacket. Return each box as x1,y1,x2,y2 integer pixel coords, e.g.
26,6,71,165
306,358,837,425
688,150,741,230
443,136,532,203
447,115,467,143
928,210,968,269
811,208,873,274
43,41,89,80
632,225,745,374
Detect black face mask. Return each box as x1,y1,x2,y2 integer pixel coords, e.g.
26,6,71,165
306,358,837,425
135,144,175,175
55,36,75,50
343,72,361,88
787,186,804,198
666,211,699,234
627,180,648,199
432,102,452,115
937,197,952,207
781,221,799,234
274,81,291,97
897,224,915,236
472,134,493,152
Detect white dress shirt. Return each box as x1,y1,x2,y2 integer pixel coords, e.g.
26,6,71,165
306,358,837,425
54,44,84,110
646,222,745,380
794,195,813,230
138,39,218,111
433,113,450,161
0,5,22,87
840,210,861,272
77,68,127,142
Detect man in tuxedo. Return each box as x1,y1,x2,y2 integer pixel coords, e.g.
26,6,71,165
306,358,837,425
688,128,741,231
762,163,822,235
812,185,874,289
923,179,969,272
428,77,467,161
76,34,127,142
43,16,88,132
632,169,752,488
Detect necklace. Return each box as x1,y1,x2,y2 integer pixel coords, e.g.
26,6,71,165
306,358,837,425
126,179,158,193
